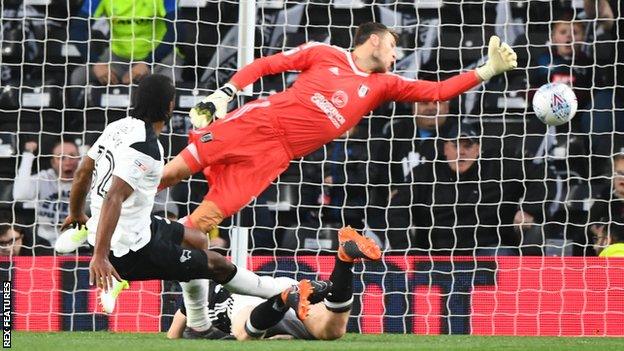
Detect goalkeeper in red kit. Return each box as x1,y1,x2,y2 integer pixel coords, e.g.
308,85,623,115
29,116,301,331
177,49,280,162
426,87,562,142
159,22,517,234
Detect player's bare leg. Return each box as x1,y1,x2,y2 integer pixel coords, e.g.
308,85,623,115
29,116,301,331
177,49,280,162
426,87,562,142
302,303,349,340
181,225,209,251
231,305,256,340
186,200,225,234
166,309,187,339
304,226,382,340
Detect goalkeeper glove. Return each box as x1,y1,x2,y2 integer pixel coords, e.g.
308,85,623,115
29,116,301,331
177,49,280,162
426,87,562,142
475,36,518,81
189,83,238,128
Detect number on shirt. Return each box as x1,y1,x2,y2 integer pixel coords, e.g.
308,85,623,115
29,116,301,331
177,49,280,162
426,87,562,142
92,145,115,197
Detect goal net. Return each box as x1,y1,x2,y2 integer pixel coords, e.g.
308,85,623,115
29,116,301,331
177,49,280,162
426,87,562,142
1,0,624,336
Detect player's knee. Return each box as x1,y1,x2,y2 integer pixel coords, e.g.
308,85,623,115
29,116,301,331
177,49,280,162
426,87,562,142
182,226,209,251
231,306,255,341
190,201,224,233
205,251,235,283
317,325,346,341
193,230,209,251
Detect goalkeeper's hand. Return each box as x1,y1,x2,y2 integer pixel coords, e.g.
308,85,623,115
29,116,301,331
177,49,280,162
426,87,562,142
475,36,518,81
189,83,238,128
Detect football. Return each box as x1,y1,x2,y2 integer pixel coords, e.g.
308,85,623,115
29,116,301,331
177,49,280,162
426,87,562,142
532,83,578,126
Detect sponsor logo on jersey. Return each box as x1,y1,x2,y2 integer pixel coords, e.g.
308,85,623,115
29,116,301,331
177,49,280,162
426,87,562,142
200,132,213,143
180,250,192,263
358,84,369,98
311,93,346,129
329,67,339,76
133,159,148,172
331,90,348,108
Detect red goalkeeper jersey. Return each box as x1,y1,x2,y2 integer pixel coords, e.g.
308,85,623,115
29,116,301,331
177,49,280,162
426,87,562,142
230,42,480,158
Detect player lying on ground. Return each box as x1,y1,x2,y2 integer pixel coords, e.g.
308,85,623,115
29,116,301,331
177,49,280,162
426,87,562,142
167,226,381,340
61,74,313,339
158,21,517,235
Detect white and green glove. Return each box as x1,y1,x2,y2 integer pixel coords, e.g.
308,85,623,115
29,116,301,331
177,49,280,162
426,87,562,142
475,36,518,81
189,83,238,128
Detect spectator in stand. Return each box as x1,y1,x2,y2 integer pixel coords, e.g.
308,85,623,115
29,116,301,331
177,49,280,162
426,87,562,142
70,0,179,86
530,8,619,176
297,125,369,230
323,125,369,229
373,99,452,185
593,219,624,257
529,10,590,176
584,0,624,132
372,122,553,254
367,97,452,248
587,152,624,254
531,10,593,115
0,224,25,256
13,141,80,251
582,0,622,169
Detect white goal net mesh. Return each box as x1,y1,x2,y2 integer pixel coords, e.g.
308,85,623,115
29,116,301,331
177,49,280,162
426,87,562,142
1,0,624,335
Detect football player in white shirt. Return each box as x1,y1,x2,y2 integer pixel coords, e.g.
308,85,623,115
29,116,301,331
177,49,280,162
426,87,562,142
61,74,319,339
167,227,381,341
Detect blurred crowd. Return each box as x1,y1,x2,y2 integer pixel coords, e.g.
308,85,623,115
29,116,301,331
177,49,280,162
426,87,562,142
1,0,623,257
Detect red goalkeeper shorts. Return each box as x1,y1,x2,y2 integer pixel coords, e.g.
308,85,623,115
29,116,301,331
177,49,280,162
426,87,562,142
180,100,292,217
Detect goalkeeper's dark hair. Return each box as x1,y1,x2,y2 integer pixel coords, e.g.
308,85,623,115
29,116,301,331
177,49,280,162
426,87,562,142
354,22,399,47
131,74,176,123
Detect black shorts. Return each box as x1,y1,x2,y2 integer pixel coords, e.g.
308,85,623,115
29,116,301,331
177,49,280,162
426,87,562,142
109,215,210,282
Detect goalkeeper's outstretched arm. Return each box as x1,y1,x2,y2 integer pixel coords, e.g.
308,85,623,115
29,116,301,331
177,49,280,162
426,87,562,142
190,42,325,127
385,36,517,103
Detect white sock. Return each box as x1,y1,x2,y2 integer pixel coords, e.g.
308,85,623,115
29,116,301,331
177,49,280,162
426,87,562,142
273,277,298,291
180,279,212,331
223,268,287,299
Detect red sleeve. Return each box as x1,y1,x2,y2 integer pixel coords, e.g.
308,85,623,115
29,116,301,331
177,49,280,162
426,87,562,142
383,70,481,102
230,42,325,90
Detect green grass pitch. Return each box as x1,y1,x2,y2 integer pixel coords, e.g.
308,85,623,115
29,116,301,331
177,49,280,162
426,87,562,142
12,332,624,351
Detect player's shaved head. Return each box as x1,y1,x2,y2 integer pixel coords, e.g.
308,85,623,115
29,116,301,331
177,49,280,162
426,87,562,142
131,73,176,123
353,22,398,47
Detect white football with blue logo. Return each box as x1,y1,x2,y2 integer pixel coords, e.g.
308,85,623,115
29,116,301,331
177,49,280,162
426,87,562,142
532,83,578,126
